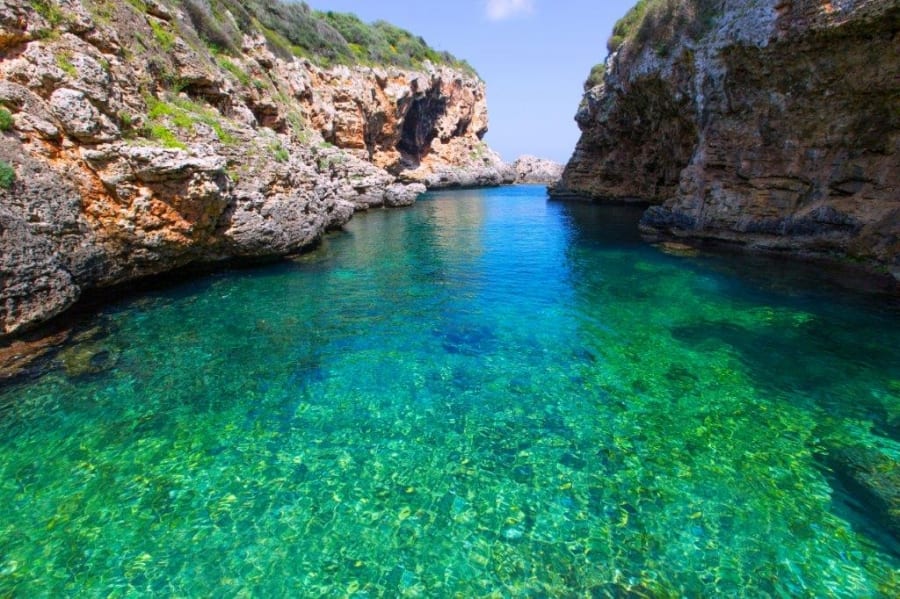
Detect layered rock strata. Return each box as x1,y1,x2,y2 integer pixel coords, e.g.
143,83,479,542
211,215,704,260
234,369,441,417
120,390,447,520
553,0,899,279
0,0,508,337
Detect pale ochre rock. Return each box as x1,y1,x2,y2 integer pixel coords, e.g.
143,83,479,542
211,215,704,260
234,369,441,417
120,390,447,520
298,61,505,185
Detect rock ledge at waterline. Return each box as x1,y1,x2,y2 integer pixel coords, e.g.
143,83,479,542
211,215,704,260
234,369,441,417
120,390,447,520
553,0,898,280
0,0,516,337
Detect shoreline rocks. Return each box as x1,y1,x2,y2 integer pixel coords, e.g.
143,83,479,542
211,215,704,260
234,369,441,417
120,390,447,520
0,0,510,339
554,0,899,281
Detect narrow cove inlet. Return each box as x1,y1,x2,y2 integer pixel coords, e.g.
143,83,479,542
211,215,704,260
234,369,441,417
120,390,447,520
0,186,898,596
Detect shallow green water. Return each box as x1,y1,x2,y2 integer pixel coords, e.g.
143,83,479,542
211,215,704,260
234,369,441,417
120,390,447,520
1,186,899,597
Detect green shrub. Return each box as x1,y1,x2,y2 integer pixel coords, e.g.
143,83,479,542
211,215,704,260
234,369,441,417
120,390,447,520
147,96,176,120
118,111,138,138
146,124,187,149
148,94,237,144
29,0,64,26
149,19,176,52
607,33,625,54
0,108,12,132
171,96,235,143
584,63,607,90
218,58,251,86
208,121,235,144
606,0,720,55
56,51,77,77
170,1,474,72
0,161,15,189
272,143,289,162
182,0,242,54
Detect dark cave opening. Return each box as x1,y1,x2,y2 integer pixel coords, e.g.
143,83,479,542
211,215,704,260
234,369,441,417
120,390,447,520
397,91,447,164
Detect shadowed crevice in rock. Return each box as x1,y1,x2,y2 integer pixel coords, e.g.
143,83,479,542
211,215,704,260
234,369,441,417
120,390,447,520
397,87,448,164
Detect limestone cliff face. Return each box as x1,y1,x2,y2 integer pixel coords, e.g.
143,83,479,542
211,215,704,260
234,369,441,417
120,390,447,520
302,63,513,188
0,0,508,337
554,0,899,278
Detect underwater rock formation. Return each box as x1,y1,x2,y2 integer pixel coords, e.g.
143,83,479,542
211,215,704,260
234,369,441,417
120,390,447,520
822,444,900,544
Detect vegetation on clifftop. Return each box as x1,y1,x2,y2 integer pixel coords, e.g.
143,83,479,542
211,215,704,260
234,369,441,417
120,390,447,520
606,0,721,55
585,1,719,90
177,0,475,73
583,63,607,90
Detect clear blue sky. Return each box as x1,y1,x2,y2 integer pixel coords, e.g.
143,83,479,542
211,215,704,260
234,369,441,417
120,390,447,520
309,1,637,164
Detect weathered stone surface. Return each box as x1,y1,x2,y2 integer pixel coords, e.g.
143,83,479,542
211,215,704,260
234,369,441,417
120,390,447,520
0,1,34,50
400,143,515,189
385,182,427,207
0,0,506,338
555,0,900,278
0,203,80,335
513,155,564,184
48,87,119,143
299,62,510,187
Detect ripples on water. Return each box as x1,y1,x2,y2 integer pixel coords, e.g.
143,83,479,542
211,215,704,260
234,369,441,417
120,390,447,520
1,186,898,596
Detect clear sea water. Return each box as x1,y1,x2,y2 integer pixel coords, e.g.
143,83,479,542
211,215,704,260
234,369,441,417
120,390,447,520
1,185,899,597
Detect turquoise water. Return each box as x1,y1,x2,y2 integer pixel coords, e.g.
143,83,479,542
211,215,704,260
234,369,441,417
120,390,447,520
1,185,899,597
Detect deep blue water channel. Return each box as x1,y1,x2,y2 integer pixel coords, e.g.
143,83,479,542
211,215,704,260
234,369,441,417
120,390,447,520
1,185,899,596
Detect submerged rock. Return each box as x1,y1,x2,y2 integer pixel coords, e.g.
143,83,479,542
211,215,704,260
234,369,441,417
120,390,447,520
823,444,900,542
656,241,700,258
59,342,120,377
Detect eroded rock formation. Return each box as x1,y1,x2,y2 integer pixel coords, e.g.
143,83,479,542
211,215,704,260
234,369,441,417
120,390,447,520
0,0,509,338
554,0,899,279
301,63,512,187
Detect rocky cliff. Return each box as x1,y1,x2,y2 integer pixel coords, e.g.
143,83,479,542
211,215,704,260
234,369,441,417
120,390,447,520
553,0,899,280
0,0,511,338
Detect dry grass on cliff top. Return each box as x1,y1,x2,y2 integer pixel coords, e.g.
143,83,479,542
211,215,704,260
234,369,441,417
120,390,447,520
607,0,721,56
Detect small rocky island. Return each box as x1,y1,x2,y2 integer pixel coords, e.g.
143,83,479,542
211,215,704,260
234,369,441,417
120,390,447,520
513,155,564,185
553,0,899,283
